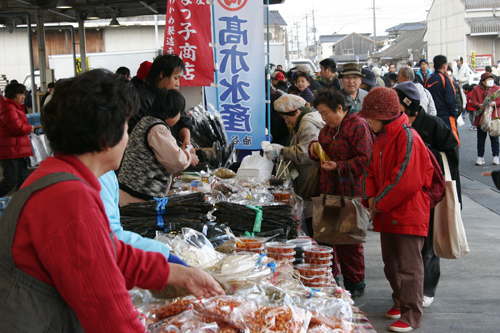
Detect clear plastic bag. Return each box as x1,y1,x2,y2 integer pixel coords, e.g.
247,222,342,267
238,151,274,182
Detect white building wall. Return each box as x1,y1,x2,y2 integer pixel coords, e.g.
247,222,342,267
0,30,32,83
104,26,165,52
320,42,334,60
425,0,468,63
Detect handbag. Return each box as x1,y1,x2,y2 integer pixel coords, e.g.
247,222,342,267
299,162,320,200
433,152,470,259
28,133,49,167
311,167,369,245
489,105,500,137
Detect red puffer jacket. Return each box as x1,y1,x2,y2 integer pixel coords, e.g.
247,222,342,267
0,97,33,160
362,113,434,237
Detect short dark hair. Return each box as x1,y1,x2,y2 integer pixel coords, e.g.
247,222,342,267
470,83,477,89
115,66,131,77
145,54,186,88
42,69,139,155
314,88,346,111
296,72,311,82
47,82,55,89
148,89,185,120
433,55,448,71
319,58,337,71
4,83,26,99
9,79,18,84
485,66,493,73
462,83,471,92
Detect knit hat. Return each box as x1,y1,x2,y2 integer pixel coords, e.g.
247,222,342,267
136,61,152,80
358,87,401,120
419,58,428,66
395,81,421,112
272,71,285,81
274,94,306,113
361,67,376,86
481,72,494,82
339,63,365,78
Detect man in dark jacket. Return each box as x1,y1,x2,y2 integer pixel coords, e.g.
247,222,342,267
396,81,461,309
129,55,194,156
415,58,433,86
425,55,459,144
319,58,341,91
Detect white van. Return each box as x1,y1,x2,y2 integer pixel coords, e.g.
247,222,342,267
289,59,319,77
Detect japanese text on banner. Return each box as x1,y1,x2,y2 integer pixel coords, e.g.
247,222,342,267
165,0,214,86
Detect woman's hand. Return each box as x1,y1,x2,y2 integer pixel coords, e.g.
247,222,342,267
167,264,225,298
190,152,199,167
482,171,492,177
368,197,383,213
321,160,337,171
479,104,486,110
309,143,318,159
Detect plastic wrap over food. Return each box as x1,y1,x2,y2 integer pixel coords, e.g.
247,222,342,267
160,228,226,267
147,308,239,333
200,253,275,287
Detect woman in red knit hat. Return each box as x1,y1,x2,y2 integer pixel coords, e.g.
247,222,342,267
359,87,434,333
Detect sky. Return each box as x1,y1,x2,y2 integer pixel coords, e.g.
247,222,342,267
273,0,433,49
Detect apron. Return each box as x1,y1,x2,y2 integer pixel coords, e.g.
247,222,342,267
0,172,86,333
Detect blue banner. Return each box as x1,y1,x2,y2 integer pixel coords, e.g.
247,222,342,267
215,0,266,150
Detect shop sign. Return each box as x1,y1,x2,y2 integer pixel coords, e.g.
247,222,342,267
165,0,214,86
215,0,266,149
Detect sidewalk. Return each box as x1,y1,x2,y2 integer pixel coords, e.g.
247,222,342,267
356,177,500,332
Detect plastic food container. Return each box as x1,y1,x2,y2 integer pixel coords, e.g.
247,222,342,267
235,246,264,254
266,251,296,261
303,281,328,288
266,243,296,254
295,264,328,276
303,245,333,258
235,237,264,249
304,255,334,265
299,274,326,284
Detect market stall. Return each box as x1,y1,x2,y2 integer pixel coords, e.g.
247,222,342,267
118,142,375,332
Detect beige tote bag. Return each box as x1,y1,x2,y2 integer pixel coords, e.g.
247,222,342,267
433,152,470,259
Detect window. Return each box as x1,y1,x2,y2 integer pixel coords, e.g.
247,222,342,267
343,49,354,55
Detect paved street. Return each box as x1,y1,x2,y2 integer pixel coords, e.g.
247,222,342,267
357,114,500,332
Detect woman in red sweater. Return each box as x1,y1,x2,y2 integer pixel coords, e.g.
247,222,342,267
0,83,33,196
0,69,224,332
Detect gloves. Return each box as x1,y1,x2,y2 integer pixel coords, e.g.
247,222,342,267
264,144,283,160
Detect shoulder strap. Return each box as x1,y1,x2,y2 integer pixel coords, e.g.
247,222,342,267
0,172,87,270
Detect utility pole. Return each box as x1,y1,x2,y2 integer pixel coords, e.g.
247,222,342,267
373,0,377,52
312,9,318,63
294,21,300,58
305,13,309,59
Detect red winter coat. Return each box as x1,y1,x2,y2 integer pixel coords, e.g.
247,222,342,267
362,113,434,237
0,97,33,160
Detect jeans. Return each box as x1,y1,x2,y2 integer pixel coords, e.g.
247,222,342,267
477,129,500,157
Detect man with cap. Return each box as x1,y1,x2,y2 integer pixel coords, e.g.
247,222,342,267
397,66,437,116
319,58,341,91
360,87,434,333
360,67,378,92
272,71,288,94
415,58,433,86
339,63,368,114
425,55,459,144
396,81,461,310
